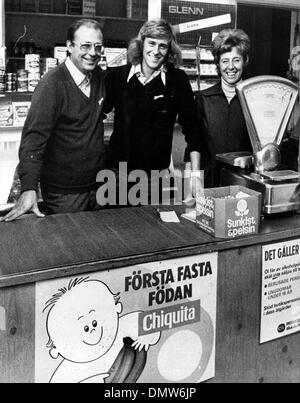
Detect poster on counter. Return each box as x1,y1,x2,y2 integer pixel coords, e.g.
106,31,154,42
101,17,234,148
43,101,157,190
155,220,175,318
261,240,300,344
35,253,218,384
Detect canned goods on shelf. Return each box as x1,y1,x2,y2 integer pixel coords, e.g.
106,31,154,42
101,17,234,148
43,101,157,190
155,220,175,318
25,54,41,74
28,72,41,92
17,69,28,92
6,73,17,81
6,82,17,92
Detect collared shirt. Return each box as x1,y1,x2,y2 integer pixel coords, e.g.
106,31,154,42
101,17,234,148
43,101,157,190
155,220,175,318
127,64,167,86
65,57,91,97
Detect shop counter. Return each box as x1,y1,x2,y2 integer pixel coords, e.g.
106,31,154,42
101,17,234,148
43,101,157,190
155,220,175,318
0,206,300,383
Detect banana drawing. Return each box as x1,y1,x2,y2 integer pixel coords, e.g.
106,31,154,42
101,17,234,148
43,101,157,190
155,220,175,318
109,340,136,383
124,347,147,384
105,342,127,384
106,338,148,384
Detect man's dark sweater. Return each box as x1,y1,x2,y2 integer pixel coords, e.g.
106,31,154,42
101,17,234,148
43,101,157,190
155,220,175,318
104,65,201,173
18,63,106,194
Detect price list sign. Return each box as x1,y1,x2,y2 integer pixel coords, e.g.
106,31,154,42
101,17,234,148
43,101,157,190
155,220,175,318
261,240,300,343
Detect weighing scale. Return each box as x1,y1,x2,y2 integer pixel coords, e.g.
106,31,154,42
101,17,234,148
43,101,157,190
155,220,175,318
217,76,300,214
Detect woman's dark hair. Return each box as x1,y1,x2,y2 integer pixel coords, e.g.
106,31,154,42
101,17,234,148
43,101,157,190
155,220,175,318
212,29,250,65
127,19,182,68
67,19,103,42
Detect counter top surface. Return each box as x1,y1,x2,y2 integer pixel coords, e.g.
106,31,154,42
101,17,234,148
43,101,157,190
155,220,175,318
0,206,300,287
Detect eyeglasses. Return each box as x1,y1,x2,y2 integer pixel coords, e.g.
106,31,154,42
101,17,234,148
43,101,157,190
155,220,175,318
72,41,103,54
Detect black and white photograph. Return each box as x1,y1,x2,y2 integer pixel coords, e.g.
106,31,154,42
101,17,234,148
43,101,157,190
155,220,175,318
0,0,300,386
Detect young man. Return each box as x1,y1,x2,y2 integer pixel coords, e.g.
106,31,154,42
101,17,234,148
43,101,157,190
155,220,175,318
1,19,106,222
104,19,202,204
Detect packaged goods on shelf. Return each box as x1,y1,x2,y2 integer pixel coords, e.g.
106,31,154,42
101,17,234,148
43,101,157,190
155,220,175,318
12,102,31,127
66,0,82,15
189,79,199,92
82,0,96,17
28,73,41,92
54,47,68,64
45,58,58,73
126,0,148,19
25,54,41,74
0,101,14,127
181,48,197,60
17,69,29,93
0,69,6,93
200,64,218,76
105,48,127,68
5,73,17,92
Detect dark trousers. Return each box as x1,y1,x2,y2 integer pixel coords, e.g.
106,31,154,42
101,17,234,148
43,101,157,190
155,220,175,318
41,188,102,215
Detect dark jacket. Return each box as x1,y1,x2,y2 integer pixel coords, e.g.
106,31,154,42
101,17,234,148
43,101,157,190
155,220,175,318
187,81,252,187
104,64,201,173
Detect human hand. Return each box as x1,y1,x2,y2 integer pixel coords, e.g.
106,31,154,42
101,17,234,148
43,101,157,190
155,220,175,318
0,191,45,222
132,332,161,352
191,172,204,199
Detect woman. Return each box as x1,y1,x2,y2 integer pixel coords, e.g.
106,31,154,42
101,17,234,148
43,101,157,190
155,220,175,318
186,28,252,188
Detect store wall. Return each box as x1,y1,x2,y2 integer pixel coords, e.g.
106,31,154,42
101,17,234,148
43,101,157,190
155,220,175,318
0,0,4,46
237,5,291,78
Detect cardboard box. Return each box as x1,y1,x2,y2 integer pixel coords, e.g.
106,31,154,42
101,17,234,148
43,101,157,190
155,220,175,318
196,186,262,239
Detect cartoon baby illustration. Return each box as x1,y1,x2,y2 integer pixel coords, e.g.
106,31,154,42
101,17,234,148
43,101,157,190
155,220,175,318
44,277,160,383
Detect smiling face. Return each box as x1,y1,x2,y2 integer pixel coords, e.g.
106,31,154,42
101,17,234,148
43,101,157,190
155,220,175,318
219,47,245,86
47,281,122,363
142,37,169,77
67,25,103,75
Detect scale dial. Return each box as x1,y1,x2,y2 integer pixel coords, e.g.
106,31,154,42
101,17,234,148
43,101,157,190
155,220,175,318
237,76,299,155
244,83,293,147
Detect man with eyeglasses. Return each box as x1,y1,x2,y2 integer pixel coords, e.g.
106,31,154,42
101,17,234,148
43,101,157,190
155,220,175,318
104,19,202,206
1,19,106,222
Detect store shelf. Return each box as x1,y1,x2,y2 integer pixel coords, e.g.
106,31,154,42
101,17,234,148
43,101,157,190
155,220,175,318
0,125,23,131
5,11,145,23
5,11,145,48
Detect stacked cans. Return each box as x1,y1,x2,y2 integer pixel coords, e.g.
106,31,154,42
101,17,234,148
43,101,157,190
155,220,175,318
17,69,29,92
0,68,6,92
25,54,41,92
5,73,17,92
